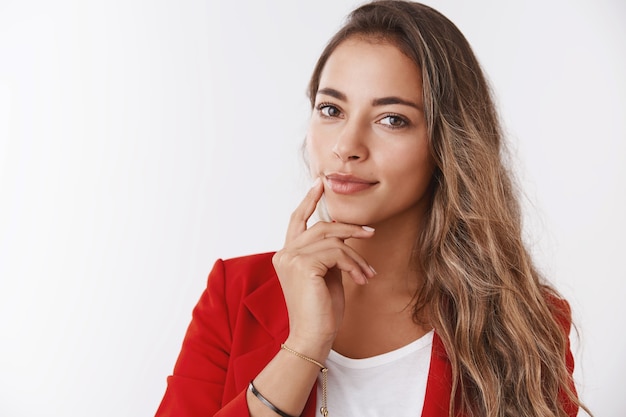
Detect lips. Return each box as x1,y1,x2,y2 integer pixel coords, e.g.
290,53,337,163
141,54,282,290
325,173,378,195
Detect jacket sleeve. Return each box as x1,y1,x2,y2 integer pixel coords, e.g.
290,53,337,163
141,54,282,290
155,259,250,417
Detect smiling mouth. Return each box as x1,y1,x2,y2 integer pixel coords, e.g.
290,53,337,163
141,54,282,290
325,174,378,195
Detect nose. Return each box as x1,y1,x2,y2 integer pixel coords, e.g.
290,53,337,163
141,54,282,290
332,119,369,162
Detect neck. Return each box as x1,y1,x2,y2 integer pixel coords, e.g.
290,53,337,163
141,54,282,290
335,211,432,357
345,210,424,296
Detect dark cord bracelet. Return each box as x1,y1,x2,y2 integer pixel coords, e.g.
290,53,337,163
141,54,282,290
248,381,297,417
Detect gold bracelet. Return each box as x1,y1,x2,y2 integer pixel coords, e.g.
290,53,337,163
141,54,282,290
280,344,329,417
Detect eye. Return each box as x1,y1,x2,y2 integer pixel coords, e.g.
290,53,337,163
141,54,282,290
378,114,408,129
317,103,342,118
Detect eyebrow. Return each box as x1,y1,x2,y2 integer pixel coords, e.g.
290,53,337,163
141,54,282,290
372,96,421,110
317,87,421,110
317,88,347,101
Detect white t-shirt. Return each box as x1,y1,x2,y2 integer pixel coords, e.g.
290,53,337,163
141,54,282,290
316,330,434,417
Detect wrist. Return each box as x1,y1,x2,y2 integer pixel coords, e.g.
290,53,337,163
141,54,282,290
283,334,332,365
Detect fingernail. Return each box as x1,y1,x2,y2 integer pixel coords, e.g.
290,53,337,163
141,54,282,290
361,226,375,232
363,274,369,285
369,265,377,275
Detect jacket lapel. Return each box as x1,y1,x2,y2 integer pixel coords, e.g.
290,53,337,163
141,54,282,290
243,273,290,341
230,273,289,388
421,332,454,416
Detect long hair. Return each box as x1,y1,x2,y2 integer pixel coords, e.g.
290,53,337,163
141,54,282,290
307,2,589,416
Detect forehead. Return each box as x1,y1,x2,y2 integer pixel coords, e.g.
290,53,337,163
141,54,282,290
318,37,423,100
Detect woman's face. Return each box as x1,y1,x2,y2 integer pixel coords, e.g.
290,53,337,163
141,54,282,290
307,37,435,228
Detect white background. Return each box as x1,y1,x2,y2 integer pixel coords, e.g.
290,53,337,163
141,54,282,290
0,0,624,416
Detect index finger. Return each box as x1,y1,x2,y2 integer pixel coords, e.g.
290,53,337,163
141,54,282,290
285,177,323,243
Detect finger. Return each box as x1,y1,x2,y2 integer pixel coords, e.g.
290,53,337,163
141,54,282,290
285,178,324,243
301,222,375,244
311,246,371,285
296,238,376,281
273,224,376,280
324,267,345,318
287,222,375,254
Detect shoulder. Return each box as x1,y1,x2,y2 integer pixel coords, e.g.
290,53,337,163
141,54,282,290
218,252,277,287
542,289,573,334
206,252,279,299
220,251,276,275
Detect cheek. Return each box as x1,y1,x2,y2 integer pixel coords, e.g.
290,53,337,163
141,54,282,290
388,145,435,184
305,133,322,175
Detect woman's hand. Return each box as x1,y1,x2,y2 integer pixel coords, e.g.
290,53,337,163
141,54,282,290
272,178,376,360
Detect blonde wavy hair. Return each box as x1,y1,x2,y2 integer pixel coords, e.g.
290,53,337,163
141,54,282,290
307,1,590,416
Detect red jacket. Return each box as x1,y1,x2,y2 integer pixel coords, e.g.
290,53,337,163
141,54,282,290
156,252,577,417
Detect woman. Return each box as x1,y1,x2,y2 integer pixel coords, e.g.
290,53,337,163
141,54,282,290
156,1,589,416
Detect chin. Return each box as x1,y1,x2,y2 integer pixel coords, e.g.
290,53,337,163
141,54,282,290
323,195,381,225
325,206,373,226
